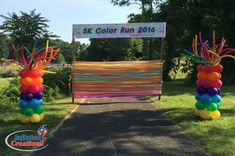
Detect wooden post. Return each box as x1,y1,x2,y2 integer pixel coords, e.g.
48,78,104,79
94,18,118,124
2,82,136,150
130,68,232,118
160,38,164,60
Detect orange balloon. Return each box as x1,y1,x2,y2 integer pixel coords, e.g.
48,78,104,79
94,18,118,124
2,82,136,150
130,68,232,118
197,71,206,80
34,77,43,85
208,72,220,81
19,78,24,84
22,77,34,86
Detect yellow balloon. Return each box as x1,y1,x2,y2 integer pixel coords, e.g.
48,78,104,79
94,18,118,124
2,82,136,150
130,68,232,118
20,117,30,124
200,110,210,120
30,114,41,123
209,110,221,119
195,109,201,116
39,113,45,121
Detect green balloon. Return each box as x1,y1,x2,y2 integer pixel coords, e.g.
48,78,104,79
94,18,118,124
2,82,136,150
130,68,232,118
207,103,218,111
33,106,43,114
21,108,34,116
195,101,206,110
216,103,221,109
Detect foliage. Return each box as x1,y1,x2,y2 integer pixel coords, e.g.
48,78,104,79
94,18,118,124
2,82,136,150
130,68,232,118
0,32,10,61
87,38,144,61
0,9,56,45
43,67,72,96
0,66,18,78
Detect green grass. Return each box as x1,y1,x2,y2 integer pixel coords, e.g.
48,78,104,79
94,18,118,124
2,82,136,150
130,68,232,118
150,79,235,156
0,97,76,156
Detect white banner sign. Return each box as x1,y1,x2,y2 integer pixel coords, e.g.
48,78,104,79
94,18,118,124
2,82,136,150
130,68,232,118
73,22,166,39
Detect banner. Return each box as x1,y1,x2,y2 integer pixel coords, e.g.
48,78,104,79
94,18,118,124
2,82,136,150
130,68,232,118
73,22,166,39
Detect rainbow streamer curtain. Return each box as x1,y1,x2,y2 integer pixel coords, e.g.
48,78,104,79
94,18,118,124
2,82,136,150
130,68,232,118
72,60,163,98
12,40,59,123
182,31,235,120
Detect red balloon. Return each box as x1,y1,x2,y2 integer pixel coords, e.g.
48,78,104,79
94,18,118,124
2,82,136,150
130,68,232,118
19,69,29,78
28,70,43,78
197,64,203,72
211,80,223,88
202,64,212,73
20,85,29,93
213,64,223,73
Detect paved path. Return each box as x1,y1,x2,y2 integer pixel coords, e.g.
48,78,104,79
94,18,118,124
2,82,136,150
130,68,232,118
32,98,208,156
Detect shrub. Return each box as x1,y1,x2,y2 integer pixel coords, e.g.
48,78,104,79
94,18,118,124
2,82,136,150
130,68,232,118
43,67,71,96
0,66,18,78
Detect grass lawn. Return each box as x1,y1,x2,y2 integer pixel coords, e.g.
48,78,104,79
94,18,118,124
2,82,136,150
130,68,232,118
150,78,235,156
0,97,77,156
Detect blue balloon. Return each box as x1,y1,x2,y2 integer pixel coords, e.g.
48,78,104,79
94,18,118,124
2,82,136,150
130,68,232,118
19,100,29,108
38,99,43,106
195,94,200,101
201,94,211,103
29,99,40,108
211,95,221,103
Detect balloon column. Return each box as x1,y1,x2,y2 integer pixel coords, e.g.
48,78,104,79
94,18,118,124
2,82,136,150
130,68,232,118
12,41,59,123
182,31,235,120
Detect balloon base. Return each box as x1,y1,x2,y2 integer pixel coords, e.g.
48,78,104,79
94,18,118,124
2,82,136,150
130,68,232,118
195,109,221,120
20,113,44,124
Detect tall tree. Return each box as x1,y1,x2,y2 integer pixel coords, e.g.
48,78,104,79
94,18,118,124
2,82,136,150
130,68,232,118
0,33,10,65
0,9,56,45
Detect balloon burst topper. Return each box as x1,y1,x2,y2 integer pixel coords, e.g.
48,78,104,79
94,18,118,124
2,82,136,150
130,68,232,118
12,40,59,124
182,31,235,120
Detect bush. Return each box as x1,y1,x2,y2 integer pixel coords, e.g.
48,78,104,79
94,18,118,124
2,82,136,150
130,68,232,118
0,66,18,78
43,67,71,96
0,77,19,112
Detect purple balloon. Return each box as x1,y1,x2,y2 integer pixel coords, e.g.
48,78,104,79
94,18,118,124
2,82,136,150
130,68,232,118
34,92,43,99
24,92,34,100
196,86,206,95
20,93,26,99
207,87,218,96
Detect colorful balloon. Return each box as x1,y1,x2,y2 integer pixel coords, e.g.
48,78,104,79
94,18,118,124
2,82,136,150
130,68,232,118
34,77,43,85
34,92,43,99
196,86,206,95
30,114,41,123
209,110,221,119
21,108,34,116
34,106,43,114
195,101,206,110
207,103,218,111
207,87,218,96
22,77,34,86
197,64,203,72
19,100,29,108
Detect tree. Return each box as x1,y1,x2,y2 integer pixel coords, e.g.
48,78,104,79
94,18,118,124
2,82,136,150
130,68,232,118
0,9,56,45
0,33,10,64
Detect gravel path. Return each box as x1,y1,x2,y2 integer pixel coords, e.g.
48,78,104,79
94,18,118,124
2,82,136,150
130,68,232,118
32,97,208,156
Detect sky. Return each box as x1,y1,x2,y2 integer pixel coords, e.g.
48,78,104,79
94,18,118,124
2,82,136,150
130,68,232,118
0,0,140,44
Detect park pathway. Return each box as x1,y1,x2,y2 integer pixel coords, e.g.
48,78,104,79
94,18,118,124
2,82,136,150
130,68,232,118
32,97,208,156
